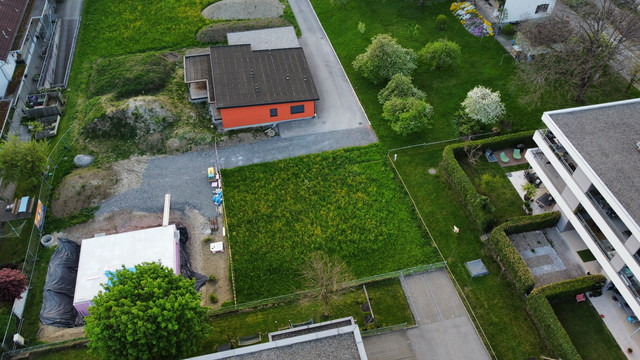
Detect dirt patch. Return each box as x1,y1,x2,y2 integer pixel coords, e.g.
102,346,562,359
38,325,86,343
218,131,270,149
162,52,181,63
51,156,149,217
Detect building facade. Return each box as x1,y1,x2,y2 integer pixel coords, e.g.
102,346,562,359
503,0,556,23
525,99,640,317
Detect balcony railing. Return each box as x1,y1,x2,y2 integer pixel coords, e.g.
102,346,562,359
576,212,614,259
529,148,567,193
621,267,640,300
585,191,631,244
538,130,576,174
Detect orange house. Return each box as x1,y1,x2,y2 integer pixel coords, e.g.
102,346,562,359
184,45,319,130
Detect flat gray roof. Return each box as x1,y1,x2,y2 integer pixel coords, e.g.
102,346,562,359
227,26,299,51
546,99,640,225
73,225,179,304
184,54,215,103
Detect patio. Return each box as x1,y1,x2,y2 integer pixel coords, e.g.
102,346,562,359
490,147,528,167
506,169,557,215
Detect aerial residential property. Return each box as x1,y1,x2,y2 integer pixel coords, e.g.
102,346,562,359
526,98,640,317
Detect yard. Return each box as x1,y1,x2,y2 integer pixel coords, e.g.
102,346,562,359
391,144,548,359
553,298,626,360
222,144,440,302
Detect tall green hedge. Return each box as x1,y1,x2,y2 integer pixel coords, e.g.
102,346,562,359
488,212,560,294
440,131,536,231
526,275,606,360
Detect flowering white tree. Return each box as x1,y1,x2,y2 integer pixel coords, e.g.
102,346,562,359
461,86,505,125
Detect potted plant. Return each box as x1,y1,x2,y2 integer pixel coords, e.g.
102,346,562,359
522,183,537,201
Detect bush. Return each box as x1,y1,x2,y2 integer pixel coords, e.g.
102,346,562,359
502,23,515,36
0,268,28,302
382,97,433,135
527,293,581,360
208,275,217,282
202,237,212,243
209,293,218,304
196,18,291,43
220,301,234,308
532,274,606,301
352,34,417,84
419,38,461,71
378,74,426,105
440,131,536,231
436,14,448,30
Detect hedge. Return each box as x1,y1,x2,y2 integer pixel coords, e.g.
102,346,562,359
488,212,560,294
440,131,536,231
526,275,606,360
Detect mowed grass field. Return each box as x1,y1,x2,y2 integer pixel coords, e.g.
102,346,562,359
222,145,440,302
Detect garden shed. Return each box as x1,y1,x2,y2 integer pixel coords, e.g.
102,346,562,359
72,225,180,316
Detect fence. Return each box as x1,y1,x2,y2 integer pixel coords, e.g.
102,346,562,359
1,119,83,352
361,322,408,337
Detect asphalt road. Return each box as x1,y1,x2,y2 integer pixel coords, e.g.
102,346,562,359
96,127,378,217
277,0,371,138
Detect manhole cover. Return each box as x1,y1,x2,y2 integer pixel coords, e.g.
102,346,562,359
428,168,437,175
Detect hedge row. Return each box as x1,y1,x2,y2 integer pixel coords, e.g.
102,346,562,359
440,131,536,231
526,275,607,360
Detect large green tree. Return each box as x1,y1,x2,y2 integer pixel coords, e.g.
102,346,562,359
0,135,48,186
378,74,426,105
85,262,210,360
352,34,417,84
382,97,433,136
419,38,461,71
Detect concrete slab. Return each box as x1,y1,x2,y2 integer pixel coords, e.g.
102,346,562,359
363,331,415,360
590,290,640,356
227,26,299,50
465,259,489,277
506,170,558,215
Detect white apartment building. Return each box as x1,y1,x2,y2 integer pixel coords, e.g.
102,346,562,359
525,98,640,317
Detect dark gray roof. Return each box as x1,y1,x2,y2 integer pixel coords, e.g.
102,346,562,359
184,54,214,103
210,45,318,109
547,99,640,225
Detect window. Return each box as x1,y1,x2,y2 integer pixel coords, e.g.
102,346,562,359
270,108,278,117
535,4,549,13
290,105,305,114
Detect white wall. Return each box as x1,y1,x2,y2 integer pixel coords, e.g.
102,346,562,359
504,0,556,22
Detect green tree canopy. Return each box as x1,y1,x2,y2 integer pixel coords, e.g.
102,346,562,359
85,262,210,360
378,74,426,105
0,136,48,186
419,38,461,71
382,97,433,136
352,34,417,84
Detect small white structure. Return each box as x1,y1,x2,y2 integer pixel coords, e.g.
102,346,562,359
502,0,556,23
72,225,181,316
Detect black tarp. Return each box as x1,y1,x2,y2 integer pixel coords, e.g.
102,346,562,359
177,226,208,291
39,238,84,327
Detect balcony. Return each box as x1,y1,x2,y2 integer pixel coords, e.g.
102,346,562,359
538,130,577,175
620,266,640,301
528,148,567,193
586,191,632,244
23,92,64,118
576,211,615,259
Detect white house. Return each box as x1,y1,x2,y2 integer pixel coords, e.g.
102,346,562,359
525,98,640,318
502,0,556,23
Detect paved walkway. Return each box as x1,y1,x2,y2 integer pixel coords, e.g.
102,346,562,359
277,0,373,138
363,269,490,360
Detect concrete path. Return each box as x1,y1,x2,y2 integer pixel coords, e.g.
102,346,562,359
364,269,490,360
96,127,377,217
277,0,373,138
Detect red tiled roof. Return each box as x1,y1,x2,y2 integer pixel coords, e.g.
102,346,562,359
0,0,28,61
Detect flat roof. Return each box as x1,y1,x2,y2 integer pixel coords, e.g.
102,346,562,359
210,45,318,109
73,225,178,304
184,54,215,103
227,26,300,51
0,0,28,61
545,99,640,225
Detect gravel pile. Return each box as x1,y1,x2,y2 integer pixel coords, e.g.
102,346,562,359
202,0,284,21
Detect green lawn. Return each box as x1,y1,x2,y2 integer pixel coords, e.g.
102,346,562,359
553,299,626,360
222,144,440,302
577,249,597,263
459,158,529,224
392,144,547,359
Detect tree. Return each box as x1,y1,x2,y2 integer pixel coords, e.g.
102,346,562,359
436,15,448,31
382,97,434,136
0,268,27,302
300,252,353,318
625,62,640,93
0,136,48,186
378,74,426,104
463,141,482,167
85,262,209,360
516,0,640,103
419,39,461,71
461,86,505,125
353,34,417,84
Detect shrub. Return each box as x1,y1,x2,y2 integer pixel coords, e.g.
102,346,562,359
0,268,28,302
382,97,433,135
202,236,212,243
527,293,581,360
220,301,234,308
419,38,461,71
357,21,366,33
208,275,217,282
352,34,417,84
209,293,218,304
378,74,426,105
462,86,506,125
502,23,515,36
436,14,448,30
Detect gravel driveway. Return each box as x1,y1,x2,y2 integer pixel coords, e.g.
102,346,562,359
96,127,377,217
